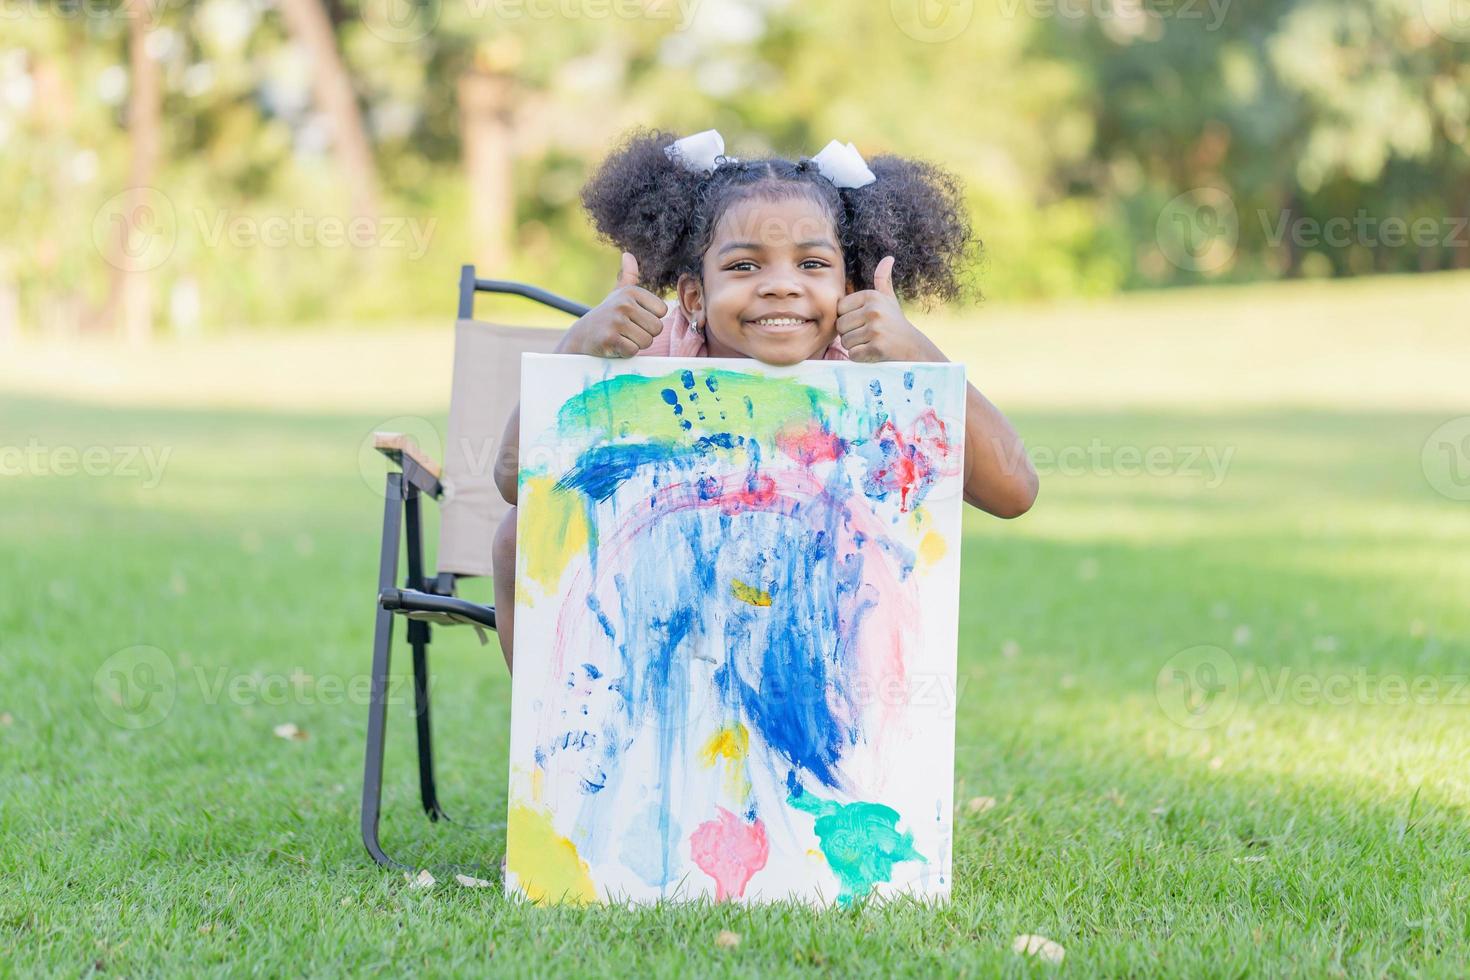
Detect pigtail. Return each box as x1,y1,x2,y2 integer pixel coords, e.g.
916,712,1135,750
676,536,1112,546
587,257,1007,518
841,155,980,310
579,128,708,294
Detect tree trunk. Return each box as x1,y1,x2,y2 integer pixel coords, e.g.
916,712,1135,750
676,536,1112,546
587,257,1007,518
98,0,164,343
278,0,379,218
457,66,516,277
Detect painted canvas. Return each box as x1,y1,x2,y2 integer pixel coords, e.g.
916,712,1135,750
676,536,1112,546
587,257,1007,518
507,353,966,906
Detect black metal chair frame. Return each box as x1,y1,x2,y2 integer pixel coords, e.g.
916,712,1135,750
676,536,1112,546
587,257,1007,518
361,265,589,869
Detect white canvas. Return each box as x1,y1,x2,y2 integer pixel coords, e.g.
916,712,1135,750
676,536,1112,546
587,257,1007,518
506,353,966,906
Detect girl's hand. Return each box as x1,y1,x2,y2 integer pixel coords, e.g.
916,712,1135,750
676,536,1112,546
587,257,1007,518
835,255,944,363
557,252,667,357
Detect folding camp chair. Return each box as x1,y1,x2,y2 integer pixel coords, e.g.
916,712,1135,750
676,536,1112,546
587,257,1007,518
361,265,589,869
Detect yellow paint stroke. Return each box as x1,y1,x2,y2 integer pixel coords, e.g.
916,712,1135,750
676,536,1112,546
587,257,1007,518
699,724,751,802
506,802,597,904
531,765,546,803
919,529,947,567
518,475,589,592
730,579,772,607
699,724,749,767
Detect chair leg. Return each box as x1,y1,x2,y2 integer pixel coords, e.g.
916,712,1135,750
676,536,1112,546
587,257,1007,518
362,472,407,868
403,487,447,822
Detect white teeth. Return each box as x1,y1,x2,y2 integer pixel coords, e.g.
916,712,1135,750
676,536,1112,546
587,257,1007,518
752,318,807,326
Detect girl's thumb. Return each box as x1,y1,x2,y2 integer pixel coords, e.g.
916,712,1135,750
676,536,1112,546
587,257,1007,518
617,251,640,289
873,255,897,297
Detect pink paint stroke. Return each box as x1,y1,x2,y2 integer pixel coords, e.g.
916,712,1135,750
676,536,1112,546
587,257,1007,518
689,807,769,901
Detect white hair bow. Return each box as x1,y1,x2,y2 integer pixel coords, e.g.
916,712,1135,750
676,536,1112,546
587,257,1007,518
663,130,877,189
809,139,877,189
663,129,737,173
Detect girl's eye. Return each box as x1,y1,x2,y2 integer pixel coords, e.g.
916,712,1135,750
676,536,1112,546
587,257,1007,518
726,260,829,272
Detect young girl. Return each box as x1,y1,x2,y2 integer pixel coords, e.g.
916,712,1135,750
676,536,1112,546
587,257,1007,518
491,128,1038,671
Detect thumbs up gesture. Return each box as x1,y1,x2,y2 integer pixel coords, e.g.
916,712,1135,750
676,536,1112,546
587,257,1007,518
557,252,668,358
834,255,940,363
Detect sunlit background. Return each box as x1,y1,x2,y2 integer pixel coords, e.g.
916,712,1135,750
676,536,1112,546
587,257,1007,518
3,0,1470,337
5,0,1470,973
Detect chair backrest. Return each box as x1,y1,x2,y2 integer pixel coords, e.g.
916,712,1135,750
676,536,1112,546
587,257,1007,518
435,319,563,578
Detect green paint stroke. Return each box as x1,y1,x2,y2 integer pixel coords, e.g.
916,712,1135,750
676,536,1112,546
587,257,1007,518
788,792,925,905
554,369,840,445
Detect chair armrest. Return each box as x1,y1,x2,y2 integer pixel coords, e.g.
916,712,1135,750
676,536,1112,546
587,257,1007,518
374,432,443,499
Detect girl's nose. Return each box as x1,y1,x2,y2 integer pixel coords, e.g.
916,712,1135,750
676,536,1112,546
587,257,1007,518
757,271,802,296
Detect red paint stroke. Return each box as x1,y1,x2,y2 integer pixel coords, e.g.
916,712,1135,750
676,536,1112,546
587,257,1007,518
718,473,780,515
689,808,769,900
865,410,955,513
775,421,849,465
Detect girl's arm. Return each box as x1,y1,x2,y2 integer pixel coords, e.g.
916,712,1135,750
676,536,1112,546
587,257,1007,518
903,331,1037,518
835,256,1038,518
955,376,1038,518
494,254,669,507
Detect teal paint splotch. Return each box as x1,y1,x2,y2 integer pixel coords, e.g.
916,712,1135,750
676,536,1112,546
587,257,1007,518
788,791,925,905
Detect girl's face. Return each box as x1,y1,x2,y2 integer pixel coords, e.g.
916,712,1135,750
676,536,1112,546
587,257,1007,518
677,193,852,365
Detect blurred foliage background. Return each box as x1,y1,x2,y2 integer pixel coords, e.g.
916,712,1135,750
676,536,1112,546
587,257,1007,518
2,0,1468,338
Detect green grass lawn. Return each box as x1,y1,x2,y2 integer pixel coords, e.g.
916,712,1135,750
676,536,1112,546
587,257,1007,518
4,279,1470,975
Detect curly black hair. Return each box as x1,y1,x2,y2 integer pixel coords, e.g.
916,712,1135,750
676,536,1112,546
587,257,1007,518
579,128,980,310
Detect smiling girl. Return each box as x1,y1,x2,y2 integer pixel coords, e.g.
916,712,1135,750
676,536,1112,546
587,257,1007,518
490,128,1038,670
